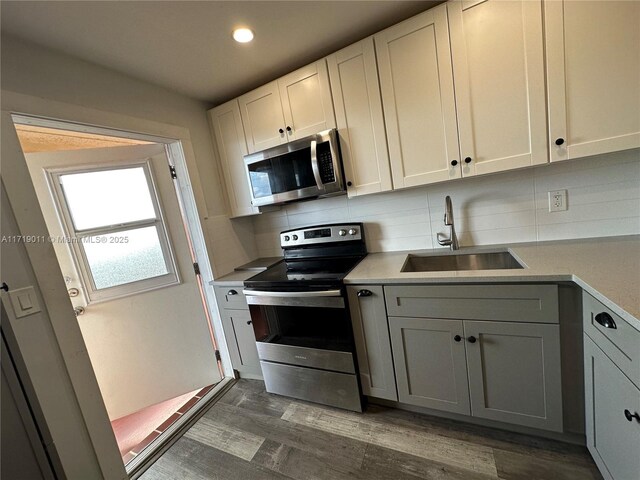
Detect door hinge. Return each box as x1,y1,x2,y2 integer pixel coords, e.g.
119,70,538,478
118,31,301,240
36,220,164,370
193,262,200,276
215,350,222,362
169,165,177,179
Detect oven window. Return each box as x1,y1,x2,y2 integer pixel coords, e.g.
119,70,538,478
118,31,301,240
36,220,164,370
247,147,316,198
249,304,353,352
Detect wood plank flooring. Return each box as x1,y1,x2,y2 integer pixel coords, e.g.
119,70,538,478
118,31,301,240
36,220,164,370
140,380,602,480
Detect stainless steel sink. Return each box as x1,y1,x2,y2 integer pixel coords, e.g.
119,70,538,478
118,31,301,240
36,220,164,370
401,251,524,272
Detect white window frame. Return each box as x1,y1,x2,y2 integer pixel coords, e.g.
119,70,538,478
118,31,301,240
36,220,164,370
47,159,180,303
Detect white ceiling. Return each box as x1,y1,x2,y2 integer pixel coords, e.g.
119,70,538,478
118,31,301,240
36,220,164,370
1,1,442,105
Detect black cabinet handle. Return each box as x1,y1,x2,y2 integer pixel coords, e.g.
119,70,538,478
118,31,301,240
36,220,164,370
454,335,461,342
347,181,353,187
451,160,458,166
227,289,238,296
286,126,292,132
467,336,477,343
555,138,565,146
595,312,616,329
247,320,253,325
624,409,640,422
357,289,373,297
278,128,284,134
1,282,8,292
464,157,472,164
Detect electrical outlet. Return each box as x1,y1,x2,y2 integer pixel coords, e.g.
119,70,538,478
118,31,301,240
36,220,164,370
548,190,568,212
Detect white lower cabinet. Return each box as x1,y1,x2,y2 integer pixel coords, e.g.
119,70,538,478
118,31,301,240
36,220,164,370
584,335,640,480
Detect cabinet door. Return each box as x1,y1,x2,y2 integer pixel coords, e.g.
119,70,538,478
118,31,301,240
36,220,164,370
545,1,640,162
584,335,640,480
278,60,336,140
389,317,470,414
448,0,547,176
238,81,287,153
208,100,259,217
375,5,461,189
220,309,261,376
347,286,396,401
464,321,563,432
327,39,392,197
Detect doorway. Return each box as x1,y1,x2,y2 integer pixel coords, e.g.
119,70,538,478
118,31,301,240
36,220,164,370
12,118,224,467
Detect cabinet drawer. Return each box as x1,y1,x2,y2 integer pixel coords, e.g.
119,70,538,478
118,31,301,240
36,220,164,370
214,285,248,310
583,292,640,388
385,285,558,323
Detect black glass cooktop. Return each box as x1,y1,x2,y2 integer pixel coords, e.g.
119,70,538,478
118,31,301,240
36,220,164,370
244,256,365,289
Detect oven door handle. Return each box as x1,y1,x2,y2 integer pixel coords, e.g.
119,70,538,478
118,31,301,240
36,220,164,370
310,140,325,191
242,289,341,298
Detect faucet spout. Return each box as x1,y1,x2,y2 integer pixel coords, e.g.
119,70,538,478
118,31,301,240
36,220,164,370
437,196,459,250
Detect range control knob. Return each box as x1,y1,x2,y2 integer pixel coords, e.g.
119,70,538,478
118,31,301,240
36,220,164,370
283,235,290,241
338,229,347,236
348,228,358,235
292,234,298,240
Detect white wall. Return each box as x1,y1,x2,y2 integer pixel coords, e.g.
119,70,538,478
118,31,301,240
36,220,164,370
252,148,640,257
1,35,258,277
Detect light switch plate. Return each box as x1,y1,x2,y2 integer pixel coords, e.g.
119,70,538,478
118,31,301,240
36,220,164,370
8,286,41,318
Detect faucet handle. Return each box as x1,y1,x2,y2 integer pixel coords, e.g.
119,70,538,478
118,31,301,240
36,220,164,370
437,232,452,246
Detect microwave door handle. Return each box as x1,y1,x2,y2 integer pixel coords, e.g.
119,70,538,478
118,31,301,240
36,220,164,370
310,140,325,191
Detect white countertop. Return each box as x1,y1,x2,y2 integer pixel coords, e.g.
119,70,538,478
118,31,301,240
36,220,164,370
345,235,640,329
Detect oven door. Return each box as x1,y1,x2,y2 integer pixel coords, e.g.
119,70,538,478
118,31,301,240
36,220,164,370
243,288,356,374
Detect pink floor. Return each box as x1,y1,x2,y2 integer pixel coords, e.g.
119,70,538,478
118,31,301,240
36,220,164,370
111,384,214,463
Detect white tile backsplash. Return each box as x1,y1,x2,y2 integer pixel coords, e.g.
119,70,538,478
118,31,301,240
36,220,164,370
247,149,640,258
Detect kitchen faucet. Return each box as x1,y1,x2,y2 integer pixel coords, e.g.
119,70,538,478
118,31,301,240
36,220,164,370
437,196,459,250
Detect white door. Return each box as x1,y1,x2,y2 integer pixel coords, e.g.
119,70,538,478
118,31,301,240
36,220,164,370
26,143,221,420
279,60,336,140
238,81,287,153
208,99,259,218
545,0,640,162
328,38,393,197
448,0,548,176
375,4,461,189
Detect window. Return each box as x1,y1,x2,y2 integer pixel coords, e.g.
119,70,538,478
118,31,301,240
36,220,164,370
51,162,179,302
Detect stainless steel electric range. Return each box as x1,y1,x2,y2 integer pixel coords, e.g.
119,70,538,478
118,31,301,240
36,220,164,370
243,223,367,412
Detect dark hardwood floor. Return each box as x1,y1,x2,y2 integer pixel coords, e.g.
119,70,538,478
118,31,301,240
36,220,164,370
141,379,602,480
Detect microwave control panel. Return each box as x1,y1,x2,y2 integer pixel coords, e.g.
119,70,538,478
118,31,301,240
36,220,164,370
317,142,335,184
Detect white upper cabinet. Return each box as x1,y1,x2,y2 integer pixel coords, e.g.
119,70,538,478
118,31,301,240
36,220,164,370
545,0,640,162
375,5,461,189
238,81,287,153
208,99,259,217
279,61,336,141
448,0,548,176
327,38,392,197
239,61,336,154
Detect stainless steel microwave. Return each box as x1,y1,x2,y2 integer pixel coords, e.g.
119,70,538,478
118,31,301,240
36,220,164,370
244,129,345,207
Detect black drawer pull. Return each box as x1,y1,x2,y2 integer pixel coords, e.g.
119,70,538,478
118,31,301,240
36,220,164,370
454,335,461,342
247,320,253,325
227,289,238,296
624,409,640,422
467,336,477,344
595,312,616,329
357,289,373,297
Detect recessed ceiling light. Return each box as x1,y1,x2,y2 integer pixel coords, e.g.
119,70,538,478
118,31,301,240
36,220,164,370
233,28,254,43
